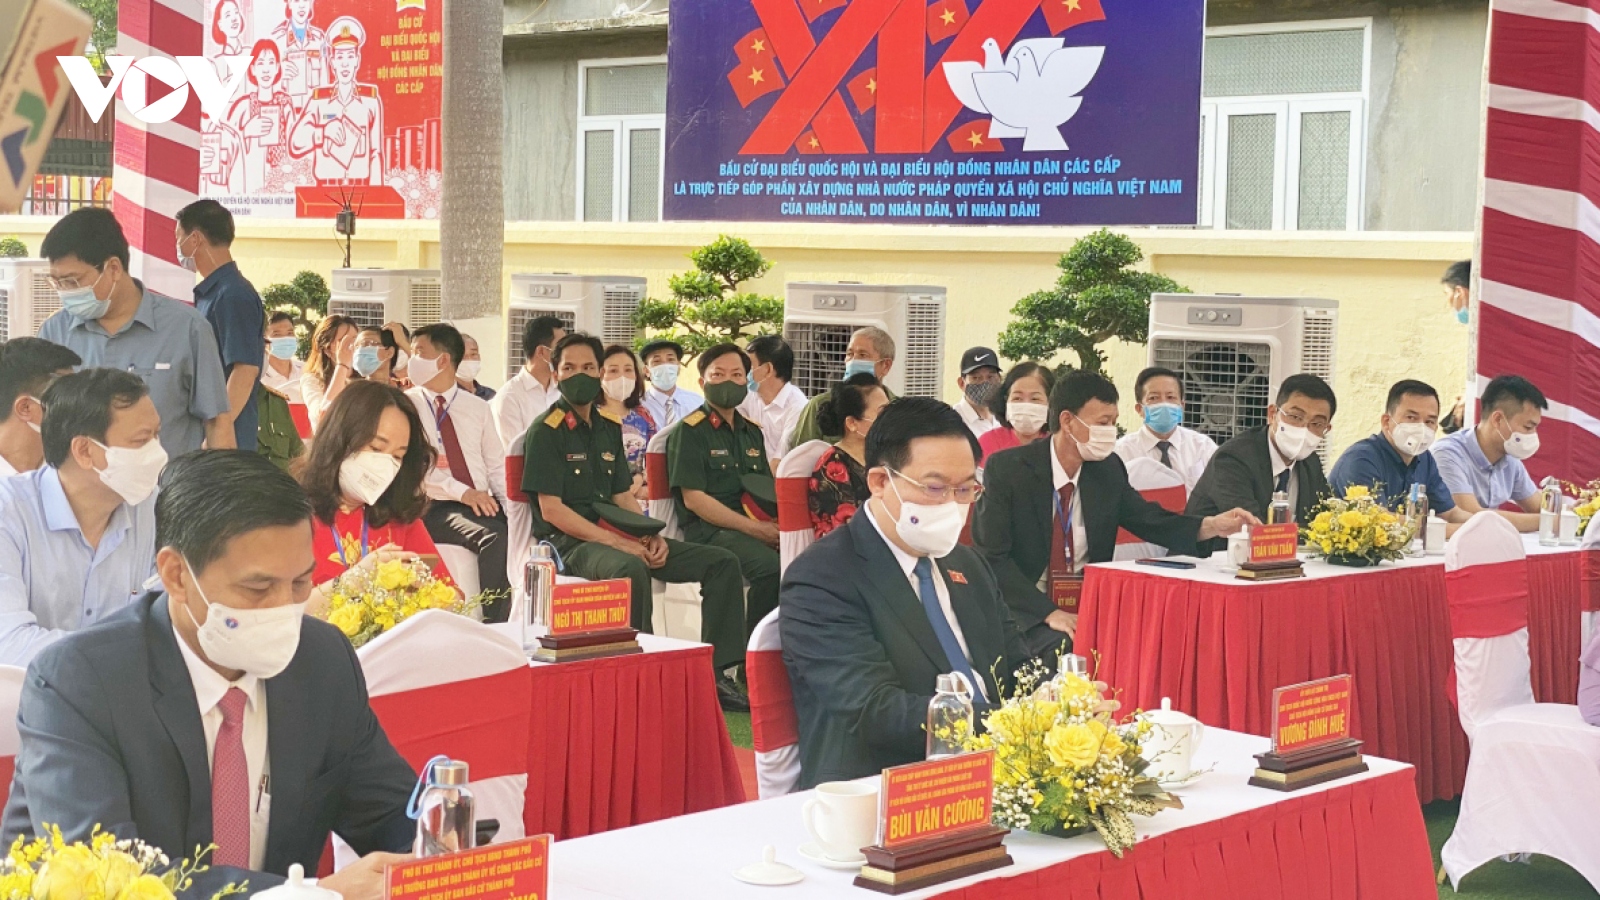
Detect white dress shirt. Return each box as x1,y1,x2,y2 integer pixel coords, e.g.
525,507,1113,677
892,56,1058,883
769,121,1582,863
489,368,559,449
1047,443,1090,572
0,455,17,478
173,623,269,871
642,385,703,430
1113,424,1218,490
407,385,508,503
1267,435,1299,512
955,398,1001,438
862,502,988,701
258,355,305,405
739,381,807,461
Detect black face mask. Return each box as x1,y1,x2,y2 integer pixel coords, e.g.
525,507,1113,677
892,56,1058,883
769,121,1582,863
705,380,749,410
558,372,602,406
964,380,999,412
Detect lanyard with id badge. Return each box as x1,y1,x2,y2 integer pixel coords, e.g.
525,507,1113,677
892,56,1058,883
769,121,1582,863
1048,486,1083,613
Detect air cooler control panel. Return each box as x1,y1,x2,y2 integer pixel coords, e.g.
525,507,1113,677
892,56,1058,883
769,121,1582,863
1186,306,1242,326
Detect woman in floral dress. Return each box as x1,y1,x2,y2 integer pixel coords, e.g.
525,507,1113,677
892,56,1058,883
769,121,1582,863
807,373,890,538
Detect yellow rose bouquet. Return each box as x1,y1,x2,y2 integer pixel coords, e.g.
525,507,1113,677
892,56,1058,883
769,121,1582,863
957,659,1181,857
1565,479,1600,537
316,558,484,648
0,826,244,900
1302,485,1416,566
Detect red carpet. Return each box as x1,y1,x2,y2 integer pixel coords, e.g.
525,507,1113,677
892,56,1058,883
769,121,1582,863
732,746,758,802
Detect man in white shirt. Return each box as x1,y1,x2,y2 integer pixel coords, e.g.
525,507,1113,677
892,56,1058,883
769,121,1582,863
640,339,703,428
490,315,565,448
953,346,1002,439
0,338,80,477
1114,366,1218,490
259,312,305,405
738,334,807,466
404,324,511,621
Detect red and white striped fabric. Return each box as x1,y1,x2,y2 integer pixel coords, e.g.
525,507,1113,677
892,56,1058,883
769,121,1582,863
1112,457,1188,561
113,0,201,300
776,440,831,574
744,608,800,798
0,666,25,813
1474,0,1600,484
645,422,682,540
1443,512,1536,739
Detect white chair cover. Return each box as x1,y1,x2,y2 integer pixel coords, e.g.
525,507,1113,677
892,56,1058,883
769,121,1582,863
1579,516,1600,647
436,546,481,600
504,427,533,618
1444,512,1535,739
0,666,24,757
1112,457,1188,562
646,422,682,541
777,441,832,574
745,608,800,798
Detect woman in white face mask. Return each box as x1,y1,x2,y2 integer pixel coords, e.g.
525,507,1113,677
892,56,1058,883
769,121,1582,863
598,345,660,502
978,362,1057,462
297,380,455,612
807,373,891,539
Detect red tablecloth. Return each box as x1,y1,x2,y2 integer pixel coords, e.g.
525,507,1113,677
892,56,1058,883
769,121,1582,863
929,769,1433,900
525,642,746,840
1077,550,1585,804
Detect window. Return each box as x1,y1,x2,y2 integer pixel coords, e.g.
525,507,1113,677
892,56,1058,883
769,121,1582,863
1198,21,1368,231
577,58,667,222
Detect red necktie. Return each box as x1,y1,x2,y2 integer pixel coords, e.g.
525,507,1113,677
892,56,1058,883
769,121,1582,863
1050,484,1077,576
434,395,475,487
211,687,250,868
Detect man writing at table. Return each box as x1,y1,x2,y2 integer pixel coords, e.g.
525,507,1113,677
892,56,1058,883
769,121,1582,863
780,398,1032,788
1330,380,1472,529
3,451,415,900
1431,374,1545,532
1187,373,1337,530
973,370,1258,656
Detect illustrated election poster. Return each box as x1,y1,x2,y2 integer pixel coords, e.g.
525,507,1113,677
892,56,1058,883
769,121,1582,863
663,0,1204,226
200,0,441,219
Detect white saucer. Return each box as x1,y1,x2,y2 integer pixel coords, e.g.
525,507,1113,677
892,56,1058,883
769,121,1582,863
1157,770,1207,791
797,842,866,870
734,846,805,886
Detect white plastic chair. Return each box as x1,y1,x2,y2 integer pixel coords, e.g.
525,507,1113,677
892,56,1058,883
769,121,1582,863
1579,518,1600,647
776,440,832,574
642,421,703,638
436,546,481,599
745,608,800,797
503,429,533,618
0,665,24,812
1112,457,1189,562
1440,513,1600,892
645,421,682,540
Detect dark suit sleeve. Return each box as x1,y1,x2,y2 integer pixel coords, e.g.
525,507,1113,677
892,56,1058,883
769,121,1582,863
1298,458,1333,522
329,633,417,855
1187,448,1261,520
971,455,1055,628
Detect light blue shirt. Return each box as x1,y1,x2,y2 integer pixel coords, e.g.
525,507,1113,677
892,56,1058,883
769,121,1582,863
37,284,231,457
1432,427,1539,510
641,385,703,429
0,467,155,667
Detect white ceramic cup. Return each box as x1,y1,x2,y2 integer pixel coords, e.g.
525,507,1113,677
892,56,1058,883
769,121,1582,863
802,781,880,862
1227,530,1251,567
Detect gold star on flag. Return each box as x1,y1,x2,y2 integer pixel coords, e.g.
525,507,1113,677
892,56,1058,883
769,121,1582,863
1065,0,1081,9
748,67,765,85
750,38,766,53
809,136,821,149
967,130,985,147
940,7,956,24
866,77,877,93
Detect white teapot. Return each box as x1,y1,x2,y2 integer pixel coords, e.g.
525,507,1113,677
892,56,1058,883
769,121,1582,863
251,865,345,900
1140,697,1205,784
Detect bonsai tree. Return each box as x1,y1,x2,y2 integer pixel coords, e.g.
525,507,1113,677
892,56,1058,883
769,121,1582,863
997,229,1189,373
633,235,783,362
0,237,28,258
290,270,331,318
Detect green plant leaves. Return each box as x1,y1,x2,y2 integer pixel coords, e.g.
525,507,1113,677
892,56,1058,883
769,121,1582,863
634,235,782,361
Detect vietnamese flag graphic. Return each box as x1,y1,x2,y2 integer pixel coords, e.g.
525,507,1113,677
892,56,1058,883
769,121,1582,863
736,27,774,63
729,57,787,107
1042,0,1105,34
946,121,1006,152
847,68,878,113
796,130,825,153
800,0,849,23
926,0,969,44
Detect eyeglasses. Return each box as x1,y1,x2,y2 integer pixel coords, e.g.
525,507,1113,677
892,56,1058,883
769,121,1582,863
1278,407,1332,437
888,468,984,504
46,268,100,291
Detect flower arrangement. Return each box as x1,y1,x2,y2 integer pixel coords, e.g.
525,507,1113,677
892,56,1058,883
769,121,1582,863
0,826,244,900
1567,479,1600,537
317,558,482,648
1302,485,1415,566
956,660,1181,857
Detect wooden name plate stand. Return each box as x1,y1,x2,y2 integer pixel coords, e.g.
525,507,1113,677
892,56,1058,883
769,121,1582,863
853,825,1012,895
853,751,1010,895
1249,737,1368,791
1250,675,1366,791
533,578,640,662
531,627,641,663
1236,523,1305,581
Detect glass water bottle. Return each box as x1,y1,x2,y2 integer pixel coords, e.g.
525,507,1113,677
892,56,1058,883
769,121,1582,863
926,674,973,760
415,760,475,858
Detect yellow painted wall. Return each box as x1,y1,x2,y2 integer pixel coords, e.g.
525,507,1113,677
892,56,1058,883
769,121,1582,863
0,217,1471,456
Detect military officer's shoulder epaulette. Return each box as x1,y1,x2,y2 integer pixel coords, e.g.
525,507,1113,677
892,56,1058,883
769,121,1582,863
310,86,335,100
682,410,708,427
358,85,379,98
597,408,623,424
542,408,567,429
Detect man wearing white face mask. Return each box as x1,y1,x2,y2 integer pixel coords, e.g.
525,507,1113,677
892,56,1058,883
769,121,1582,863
455,333,495,401
0,369,164,666
0,338,81,477
1432,374,1546,532
1330,380,1472,528
639,339,703,429
491,316,565,448
2,451,416,900
975,370,1257,655
780,397,1033,788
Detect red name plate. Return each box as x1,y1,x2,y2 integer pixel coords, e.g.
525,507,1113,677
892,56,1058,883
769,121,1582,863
386,835,550,900
1271,675,1354,754
1249,523,1299,564
879,750,996,849
549,578,631,636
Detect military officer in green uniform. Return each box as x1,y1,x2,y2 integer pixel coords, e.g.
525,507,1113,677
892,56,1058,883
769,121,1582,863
667,343,782,636
523,333,750,711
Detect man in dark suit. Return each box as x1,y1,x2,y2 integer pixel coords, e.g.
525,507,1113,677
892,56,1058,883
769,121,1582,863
974,370,1257,655
1187,373,1337,540
4,451,415,900
781,397,1032,789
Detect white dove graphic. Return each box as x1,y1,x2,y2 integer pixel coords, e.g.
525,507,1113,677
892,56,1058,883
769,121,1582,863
941,39,1106,151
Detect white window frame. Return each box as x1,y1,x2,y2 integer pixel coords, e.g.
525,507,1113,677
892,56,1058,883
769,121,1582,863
576,55,668,222
1198,18,1371,231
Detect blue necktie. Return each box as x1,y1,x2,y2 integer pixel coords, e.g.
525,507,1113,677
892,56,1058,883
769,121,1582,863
1275,468,1291,494
913,557,981,694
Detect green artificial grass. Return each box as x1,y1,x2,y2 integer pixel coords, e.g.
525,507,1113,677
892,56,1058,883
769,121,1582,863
1424,801,1596,899
725,711,752,751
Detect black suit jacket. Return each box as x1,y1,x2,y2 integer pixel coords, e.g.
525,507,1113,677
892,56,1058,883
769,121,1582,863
972,439,1203,635
1186,426,1330,541
780,510,1031,790
3,594,416,893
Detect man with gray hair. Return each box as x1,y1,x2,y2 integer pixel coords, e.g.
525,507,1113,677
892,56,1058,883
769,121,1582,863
786,326,898,449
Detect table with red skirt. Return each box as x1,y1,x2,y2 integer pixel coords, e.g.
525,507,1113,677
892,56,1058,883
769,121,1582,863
1076,539,1588,804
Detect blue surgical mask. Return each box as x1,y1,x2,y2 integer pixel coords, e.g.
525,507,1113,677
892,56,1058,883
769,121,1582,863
843,359,875,379
353,346,383,377
1455,307,1469,325
649,363,680,392
268,337,299,360
1143,403,1183,435
59,267,112,320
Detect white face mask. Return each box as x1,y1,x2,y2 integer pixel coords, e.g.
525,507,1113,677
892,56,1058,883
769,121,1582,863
91,438,168,505
182,557,305,679
602,376,634,403
456,360,482,382
1498,417,1540,460
406,352,444,386
338,450,402,506
1390,422,1436,458
649,363,680,393
885,472,967,558
1006,401,1049,435
1070,417,1118,462
1272,419,1322,462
